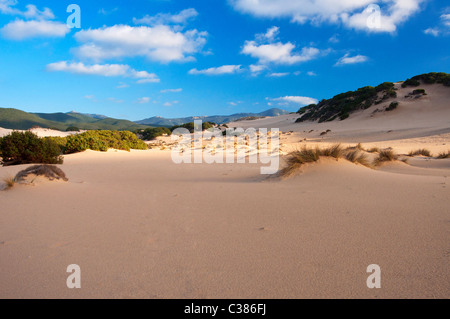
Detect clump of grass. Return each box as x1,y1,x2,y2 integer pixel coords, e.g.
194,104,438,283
279,146,321,177
374,149,398,165
2,176,16,190
320,144,344,158
407,149,432,157
367,147,380,153
437,151,450,159
15,165,68,182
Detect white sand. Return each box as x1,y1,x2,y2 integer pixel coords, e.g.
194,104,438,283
0,83,449,298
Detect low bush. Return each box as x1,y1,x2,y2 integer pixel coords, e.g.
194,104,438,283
386,102,398,111
140,127,172,140
0,131,63,166
437,151,450,159
66,126,80,132
64,130,147,153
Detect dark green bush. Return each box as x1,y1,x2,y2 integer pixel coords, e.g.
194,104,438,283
386,102,398,111
140,127,172,140
412,89,426,95
0,131,63,166
170,121,215,133
66,126,80,132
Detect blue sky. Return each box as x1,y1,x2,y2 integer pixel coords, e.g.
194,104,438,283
0,0,449,121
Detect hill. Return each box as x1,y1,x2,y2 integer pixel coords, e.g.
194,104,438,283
0,108,150,131
135,108,289,126
296,72,450,123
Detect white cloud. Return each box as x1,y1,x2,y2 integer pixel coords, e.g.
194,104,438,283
423,27,439,37
46,61,160,83
335,53,368,65
271,96,318,106
442,13,450,27
73,25,208,63
163,101,179,106
1,19,69,40
249,64,267,75
189,65,242,75
161,88,182,93
116,82,129,89
133,8,198,26
268,72,289,77
0,1,54,19
137,97,150,104
242,27,321,65
307,71,317,76
230,0,424,33
108,97,124,103
84,94,96,100
99,8,118,15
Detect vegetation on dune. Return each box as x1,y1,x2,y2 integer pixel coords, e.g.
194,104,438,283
138,127,172,140
64,130,147,154
385,101,399,111
437,151,450,159
295,72,449,123
15,165,68,182
0,130,147,166
279,144,403,178
407,149,432,157
296,82,397,123
169,121,216,133
0,131,63,166
401,72,450,88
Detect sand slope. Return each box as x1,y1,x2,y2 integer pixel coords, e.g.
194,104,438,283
0,150,448,298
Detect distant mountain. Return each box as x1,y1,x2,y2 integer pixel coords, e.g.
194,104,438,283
0,108,150,131
135,108,290,126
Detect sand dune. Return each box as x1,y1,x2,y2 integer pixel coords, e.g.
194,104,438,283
0,83,449,298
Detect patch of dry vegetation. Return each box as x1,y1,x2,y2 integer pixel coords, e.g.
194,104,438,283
407,149,432,157
15,165,68,183
437,151,450,159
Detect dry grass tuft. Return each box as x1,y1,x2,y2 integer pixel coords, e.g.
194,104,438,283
2,176,16,190
374,149,398,166
344,150,371,167
437,151,450,159
407,149,432,157
367,147,380,153
15,165,68,183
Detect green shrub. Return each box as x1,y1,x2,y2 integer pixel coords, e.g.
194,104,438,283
140,127,172,140
66,126,80,132
0,131,63,166
170,121,215,133
412,89,426,95
64,130,147,154
386,102,398,111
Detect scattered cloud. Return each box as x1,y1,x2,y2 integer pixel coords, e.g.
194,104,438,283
108,97,124,103
116,82,129,89
424,11,450,37
46,61,160,83
1,19,69,40
249,64,267,76
73,25,208,63
99,8,118,15
160,88,182,93
230,0,424,33
133,8,198,27
270,96,318,106
0,1,54,19
163,101,179,106
189,65,242,75
242,27,322,65
307,71,317,76
84,94,96,101
136,97,150,104
268,72,289,77
335,53,369,66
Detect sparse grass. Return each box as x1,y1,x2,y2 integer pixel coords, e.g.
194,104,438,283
2,176,16,189
374,149,398,166
367,147,380,153
320,144,344,158
407,149,432,157
437,151,450,159
344,150,371,167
